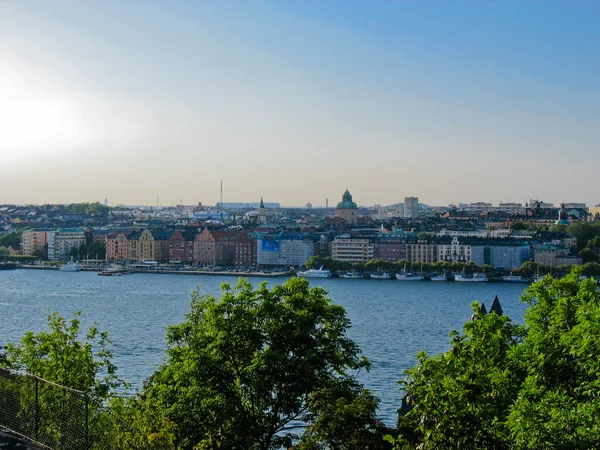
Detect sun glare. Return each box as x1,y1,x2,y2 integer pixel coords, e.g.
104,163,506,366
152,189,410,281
0,62,92,161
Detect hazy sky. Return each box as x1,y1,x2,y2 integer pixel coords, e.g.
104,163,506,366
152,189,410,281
1,1,599,207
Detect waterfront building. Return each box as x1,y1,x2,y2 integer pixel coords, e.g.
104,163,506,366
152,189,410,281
438,236,471,263
168,230,195,263
105,231,133,261
373,237,407,262
332,235,374,264
533,243,582,267
257,234,314,267
152,230,172,263
51,228,86,260
404,197,419,219
471,241,531,269
405,238,437,264
20,230,47,256
194,228,254,266
336,190,358,224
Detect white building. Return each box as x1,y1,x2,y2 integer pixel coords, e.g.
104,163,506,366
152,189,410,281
438,237,472,263
331,235,374,263
50,228,86,260
404,197,419,219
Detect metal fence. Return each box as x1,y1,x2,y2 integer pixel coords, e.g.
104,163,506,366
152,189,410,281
0,368,148,450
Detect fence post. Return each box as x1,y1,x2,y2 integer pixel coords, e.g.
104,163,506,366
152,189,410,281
85,391,90,450
34,377,39,442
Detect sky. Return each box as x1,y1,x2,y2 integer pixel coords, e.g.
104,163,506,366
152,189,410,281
0,1,599,207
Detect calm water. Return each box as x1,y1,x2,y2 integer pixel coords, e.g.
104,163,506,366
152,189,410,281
0,269,529,425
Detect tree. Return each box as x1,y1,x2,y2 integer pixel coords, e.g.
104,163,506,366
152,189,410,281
0,245,10,259
131,278,384,449
395,302,525,449
1,311,125,400
390,269,600,449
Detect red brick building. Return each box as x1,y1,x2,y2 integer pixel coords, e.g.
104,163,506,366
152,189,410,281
194,228,255,266
168,230,195,263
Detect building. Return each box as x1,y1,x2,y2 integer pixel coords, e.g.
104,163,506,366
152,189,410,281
51,228,86,260
404,197,419,219
471,241,531,269
257,198,268,224
336,190,358,225
105,231,133,261
406,238,437,263
168,230,195,264
438,237,471,263
373,237,406,262
533,243,582,267
20,230,47,256
331,235,374,264
257,234,314,267
194,229,254,266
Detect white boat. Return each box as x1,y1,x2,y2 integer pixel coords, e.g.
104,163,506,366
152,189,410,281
340,270,363,279
503,273,529,283
454,272,488,282
431,272,447,281
370,272,391,280
396,272,424,281
59,261,79,272
297,266,332,278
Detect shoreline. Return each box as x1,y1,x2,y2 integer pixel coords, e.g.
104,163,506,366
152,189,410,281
18,265,289,277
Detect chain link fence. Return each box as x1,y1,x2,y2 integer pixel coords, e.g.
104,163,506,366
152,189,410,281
0,368,150,450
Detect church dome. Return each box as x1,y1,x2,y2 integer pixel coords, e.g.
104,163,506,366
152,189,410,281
336,190,358,209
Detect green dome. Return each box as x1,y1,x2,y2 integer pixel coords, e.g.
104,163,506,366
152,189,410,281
336,190,358,209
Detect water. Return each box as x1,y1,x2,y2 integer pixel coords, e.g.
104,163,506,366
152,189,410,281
0,269,529,425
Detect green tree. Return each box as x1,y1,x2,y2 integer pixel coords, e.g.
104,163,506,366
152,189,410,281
131,278,383,449
0,245,10,259
390,269,600,449
1,311,125,399
395,303,524,449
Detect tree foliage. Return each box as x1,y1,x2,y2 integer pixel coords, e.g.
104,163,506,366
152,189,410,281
391,269,600,449
1,311,125,400
129,278,385,449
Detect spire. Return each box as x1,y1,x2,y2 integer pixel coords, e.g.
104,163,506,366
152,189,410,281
260,197,264,209
490,296,503,315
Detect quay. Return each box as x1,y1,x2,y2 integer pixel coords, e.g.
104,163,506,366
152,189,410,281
16,265,289,277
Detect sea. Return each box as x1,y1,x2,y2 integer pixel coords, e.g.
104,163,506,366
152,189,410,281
0,269,530,426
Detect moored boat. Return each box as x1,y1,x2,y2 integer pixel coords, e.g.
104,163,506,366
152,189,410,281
431,272,447,281
297,266,332,278
59,261,79,272
370,271,391,280
502,273,529,283
396,272,424,281
340,270,363,279
454,272,488,282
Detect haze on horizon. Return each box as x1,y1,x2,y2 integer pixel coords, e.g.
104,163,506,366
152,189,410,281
0,1,599,208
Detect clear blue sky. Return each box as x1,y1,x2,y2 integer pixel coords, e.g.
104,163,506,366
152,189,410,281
0,1,598,207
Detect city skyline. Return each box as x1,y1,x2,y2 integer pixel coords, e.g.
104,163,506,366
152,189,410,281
1,1,599,206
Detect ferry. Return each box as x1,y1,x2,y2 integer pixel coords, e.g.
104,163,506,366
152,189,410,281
59,261,79,272
297,266,332,278
454,272,488,282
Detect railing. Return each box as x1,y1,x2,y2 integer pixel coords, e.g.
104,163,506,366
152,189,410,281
0,368,148,450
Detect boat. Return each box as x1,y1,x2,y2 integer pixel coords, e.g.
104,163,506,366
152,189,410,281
0,262,17,270
370,271,391,280
431,271,447,281
454,272,488,282
297,266,332,278
98,265,129,276
396,271,424,281
59,261,79,272
503,273,529,283
340,270,363,279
